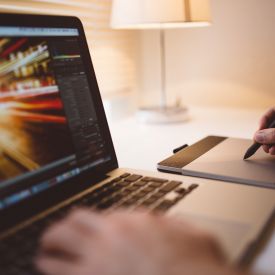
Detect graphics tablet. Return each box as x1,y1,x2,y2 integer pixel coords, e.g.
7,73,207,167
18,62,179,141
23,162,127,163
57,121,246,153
158,136,275,189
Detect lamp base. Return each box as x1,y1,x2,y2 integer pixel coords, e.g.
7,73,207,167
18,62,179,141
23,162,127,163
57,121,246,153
137,105,189,124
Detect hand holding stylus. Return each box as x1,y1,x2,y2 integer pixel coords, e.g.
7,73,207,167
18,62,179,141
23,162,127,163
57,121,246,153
254,107,275,154
244,107,275,159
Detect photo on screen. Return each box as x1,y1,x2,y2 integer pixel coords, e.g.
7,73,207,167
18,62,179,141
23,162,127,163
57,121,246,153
0,37,75,183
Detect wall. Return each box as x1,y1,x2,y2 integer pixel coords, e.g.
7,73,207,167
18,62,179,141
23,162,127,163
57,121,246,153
137,0,275,109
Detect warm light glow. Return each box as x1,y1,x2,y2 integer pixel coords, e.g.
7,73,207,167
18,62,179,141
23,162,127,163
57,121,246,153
111,0,211,30
112,22,211,30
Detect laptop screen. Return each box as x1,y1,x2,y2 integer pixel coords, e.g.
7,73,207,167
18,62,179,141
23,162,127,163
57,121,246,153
0,26,112,209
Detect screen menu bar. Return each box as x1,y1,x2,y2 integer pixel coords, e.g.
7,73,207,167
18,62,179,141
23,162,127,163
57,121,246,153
0,27,79,37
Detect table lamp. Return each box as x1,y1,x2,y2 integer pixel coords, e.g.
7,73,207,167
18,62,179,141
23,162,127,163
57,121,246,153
111,0,211,123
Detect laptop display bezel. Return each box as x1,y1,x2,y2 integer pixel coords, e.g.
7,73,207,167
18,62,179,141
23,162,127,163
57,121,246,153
0,13,118,231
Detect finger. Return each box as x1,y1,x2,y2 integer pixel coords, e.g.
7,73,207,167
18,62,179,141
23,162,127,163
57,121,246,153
258,107,275,130
106,210,170,236
262,144,271,153
36,255,78,275
254,129,275,144
269,146,275,155
101,211,163,249
40,209,106,257
66,209,106,235
40,221,88,258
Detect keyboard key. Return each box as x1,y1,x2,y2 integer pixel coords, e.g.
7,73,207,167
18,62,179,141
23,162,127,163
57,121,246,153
154,200,175,211
119,190,132,196
95,190,112,201
175,187,187,195
131,194,143,201
133,180,147,187
160,181,181,193
151,191,165,199
79,195,96,206
110,177,122,183
124,174,143,182
148,182,165,188
97,199,115,209
120,173,131,178
112,194,124,202
120,197,139,207
142,177,168,183
141,197,158,206
116,181,131,187
188,184,199,191
132,192,147,199
142,187,154,193
125,186,140,192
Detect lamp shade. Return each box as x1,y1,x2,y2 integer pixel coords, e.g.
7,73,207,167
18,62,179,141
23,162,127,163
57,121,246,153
111,0,211,29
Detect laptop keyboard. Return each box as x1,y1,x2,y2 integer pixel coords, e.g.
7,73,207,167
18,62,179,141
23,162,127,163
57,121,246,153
0,173,198,275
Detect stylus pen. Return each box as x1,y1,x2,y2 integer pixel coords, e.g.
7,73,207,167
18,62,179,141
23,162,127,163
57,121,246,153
243,120,275,160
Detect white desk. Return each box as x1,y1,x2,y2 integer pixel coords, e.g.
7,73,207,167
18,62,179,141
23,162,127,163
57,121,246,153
109,106,275,274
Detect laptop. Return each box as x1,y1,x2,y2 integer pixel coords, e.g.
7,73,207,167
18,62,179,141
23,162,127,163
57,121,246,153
0,13,274,274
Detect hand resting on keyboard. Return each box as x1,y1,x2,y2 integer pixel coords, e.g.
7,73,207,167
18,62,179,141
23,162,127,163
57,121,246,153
36,209,246,275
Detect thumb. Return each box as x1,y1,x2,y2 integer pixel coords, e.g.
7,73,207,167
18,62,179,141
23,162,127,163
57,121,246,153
254,128,275,144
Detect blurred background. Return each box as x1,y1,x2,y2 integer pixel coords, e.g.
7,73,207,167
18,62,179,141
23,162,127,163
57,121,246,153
139,0,275,110
0,0,275,118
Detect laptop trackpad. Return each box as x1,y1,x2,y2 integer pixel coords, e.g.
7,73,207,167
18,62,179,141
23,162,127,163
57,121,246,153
173,213,252,262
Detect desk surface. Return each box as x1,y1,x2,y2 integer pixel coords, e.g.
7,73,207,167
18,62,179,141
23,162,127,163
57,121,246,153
109,106,274,274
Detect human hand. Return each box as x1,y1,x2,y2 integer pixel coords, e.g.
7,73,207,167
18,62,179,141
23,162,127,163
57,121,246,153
254,107,275,155
36,209,242,275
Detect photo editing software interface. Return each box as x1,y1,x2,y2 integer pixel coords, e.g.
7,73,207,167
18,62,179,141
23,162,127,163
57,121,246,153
0,26,110,209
